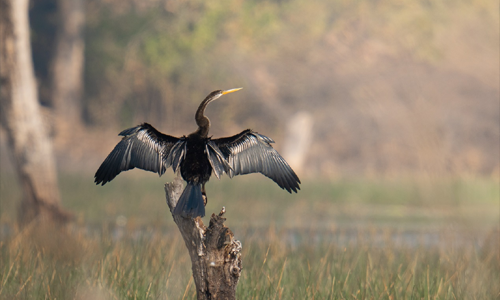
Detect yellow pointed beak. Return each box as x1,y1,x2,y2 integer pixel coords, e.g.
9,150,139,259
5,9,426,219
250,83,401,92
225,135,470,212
222,87,243,95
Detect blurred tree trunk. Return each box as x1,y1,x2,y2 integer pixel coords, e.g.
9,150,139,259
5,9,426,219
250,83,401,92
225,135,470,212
51,0,85,137
0,0,72,225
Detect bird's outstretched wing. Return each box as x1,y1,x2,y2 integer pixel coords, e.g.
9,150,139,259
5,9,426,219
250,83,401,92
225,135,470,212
94,123,184,185
210,129,300,193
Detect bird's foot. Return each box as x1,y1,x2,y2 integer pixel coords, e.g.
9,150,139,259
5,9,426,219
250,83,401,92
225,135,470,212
202,193,208,206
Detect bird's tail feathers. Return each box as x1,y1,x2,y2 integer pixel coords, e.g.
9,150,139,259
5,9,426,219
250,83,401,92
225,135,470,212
172,183,205,218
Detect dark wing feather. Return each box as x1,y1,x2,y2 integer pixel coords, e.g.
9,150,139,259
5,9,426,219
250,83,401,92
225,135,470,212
211,129,301,193
94,123,183,185
206,142,232,179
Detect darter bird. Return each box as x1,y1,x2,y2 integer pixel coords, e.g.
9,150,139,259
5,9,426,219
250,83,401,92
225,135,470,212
94,88,300,218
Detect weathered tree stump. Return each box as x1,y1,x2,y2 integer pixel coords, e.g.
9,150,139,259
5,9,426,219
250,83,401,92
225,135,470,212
164,176,242,300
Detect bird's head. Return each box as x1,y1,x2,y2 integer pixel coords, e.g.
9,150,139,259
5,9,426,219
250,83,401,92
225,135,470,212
206,87,243,104
195,88,243,135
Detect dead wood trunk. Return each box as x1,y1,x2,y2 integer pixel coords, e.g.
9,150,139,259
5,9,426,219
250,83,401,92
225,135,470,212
164,177,242,300
0,0,72,225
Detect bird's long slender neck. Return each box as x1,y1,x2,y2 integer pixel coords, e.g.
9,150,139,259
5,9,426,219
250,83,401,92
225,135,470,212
194,96,212,138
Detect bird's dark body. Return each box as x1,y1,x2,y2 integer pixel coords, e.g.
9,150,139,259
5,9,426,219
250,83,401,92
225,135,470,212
181,134,212,185
95,88,300,218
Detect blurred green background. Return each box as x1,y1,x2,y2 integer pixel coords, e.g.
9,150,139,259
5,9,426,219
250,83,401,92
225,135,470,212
0,0,499,298
3,0,497,226
23,0,500,177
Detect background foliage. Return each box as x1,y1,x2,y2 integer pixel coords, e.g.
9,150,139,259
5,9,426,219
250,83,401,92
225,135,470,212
27,0,500,177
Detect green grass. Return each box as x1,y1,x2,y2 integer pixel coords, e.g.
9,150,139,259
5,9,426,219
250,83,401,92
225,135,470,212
1,223,498,299
0,172,499,299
